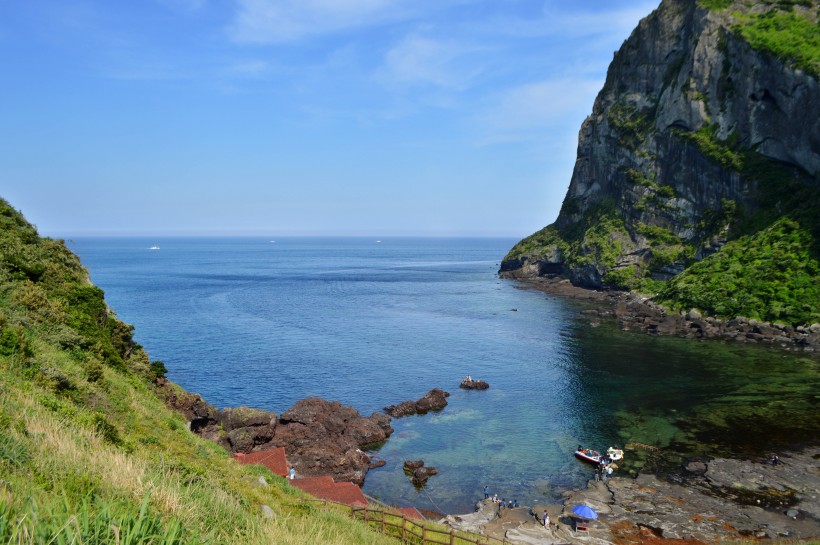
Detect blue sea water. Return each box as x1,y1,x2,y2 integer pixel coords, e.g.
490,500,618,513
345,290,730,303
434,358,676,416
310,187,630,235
68,237,819,514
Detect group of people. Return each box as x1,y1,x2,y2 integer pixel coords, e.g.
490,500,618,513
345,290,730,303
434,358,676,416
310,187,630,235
483,486,519,509
594,458,614,481
483,486,553,530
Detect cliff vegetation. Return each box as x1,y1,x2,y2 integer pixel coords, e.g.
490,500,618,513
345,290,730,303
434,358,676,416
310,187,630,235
0,196,396,543
502,0,820,327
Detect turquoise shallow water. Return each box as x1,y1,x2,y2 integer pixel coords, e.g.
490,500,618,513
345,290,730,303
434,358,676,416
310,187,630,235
68,237,820,514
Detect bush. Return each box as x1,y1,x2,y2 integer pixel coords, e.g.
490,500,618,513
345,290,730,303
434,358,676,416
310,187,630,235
149,360,168,379
657,217,820,324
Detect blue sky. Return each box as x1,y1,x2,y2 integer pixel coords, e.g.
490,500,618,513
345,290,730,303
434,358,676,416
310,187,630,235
1,0,658,237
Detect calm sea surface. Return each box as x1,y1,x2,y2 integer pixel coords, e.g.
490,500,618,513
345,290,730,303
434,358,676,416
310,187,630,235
68,237,820,514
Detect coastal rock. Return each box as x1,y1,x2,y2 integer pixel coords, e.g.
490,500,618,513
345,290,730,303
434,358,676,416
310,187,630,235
368,458,386,469
159,390,394,486
440,499,500,534
558,447,820,543
218,406,277,453
263,397,394,485
611,292,820,349
227,425,275,453
154,378,225,444
384,388,450,417
459,377,489,390
220,406,276,431
402,460,438,487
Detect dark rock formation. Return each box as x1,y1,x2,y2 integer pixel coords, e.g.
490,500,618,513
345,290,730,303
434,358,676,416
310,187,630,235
500,0,819,308
155,378,227,446
261,397,393,486
562,447,820,541
403,460,438,487
384,388,450,417
459,377,489,390
220,406,277,453
155,384,394,486
611,295,820,349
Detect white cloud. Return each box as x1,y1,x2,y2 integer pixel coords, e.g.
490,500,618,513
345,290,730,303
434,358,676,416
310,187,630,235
380,34,485,90
229,0,413,43
476,77,603,143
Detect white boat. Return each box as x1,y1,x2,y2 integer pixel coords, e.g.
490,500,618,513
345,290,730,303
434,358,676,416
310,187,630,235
149,246,160,250
607,447,624,461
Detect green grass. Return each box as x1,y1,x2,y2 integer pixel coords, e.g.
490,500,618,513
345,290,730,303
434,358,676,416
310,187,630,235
657,217,820,325
737,9,820,79
0,196,401,544
697,0,734,10
700,0,820,79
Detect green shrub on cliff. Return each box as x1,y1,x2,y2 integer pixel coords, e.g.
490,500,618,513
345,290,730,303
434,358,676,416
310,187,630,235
0,197,398,544
701,0,820,79
503,225,566,261
657,217,820,324
737,8,820,80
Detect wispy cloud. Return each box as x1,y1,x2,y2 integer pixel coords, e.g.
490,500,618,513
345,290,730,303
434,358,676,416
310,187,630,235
379,34,486,90
475,77,603,144
228,0,414,43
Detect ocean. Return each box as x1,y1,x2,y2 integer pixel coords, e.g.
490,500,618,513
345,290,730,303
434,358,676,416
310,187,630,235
68,236,819,514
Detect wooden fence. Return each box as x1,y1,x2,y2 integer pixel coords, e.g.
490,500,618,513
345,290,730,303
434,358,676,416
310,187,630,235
302,499,511,545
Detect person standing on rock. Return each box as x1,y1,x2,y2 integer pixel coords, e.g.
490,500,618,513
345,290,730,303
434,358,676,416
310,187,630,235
484,484,489,499
543,511,550,528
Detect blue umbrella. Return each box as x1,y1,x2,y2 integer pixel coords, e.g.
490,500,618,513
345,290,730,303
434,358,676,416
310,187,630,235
572,505,598,519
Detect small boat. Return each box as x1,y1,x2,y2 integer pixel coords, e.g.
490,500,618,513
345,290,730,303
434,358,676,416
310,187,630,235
149,246,160,250
574,448,602,465
607,447,624,461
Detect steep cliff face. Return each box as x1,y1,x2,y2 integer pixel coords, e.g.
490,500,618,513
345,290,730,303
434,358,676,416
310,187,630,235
502,0,820,324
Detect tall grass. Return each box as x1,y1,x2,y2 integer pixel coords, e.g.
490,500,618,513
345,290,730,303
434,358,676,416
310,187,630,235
0,197,402,545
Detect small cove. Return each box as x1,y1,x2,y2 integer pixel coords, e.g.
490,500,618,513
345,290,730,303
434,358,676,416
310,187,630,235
69,237,820,515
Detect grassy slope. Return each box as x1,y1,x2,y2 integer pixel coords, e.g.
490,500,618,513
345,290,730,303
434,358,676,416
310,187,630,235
657,217,820,324
701,0,820,79
0,197,398,544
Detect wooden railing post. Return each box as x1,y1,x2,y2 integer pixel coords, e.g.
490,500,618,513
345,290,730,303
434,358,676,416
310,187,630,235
381,510,385,533
449,528,455,545
422,526,427,545
401,515,407,543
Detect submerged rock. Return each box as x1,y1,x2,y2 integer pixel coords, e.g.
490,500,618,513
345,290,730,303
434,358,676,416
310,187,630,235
403,460,438,487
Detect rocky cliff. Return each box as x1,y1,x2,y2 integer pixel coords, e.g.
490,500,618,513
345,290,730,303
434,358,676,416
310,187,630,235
501,0,820,325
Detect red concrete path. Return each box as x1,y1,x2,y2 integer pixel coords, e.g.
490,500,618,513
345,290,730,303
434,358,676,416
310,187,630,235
291,476,369,507
233,447,289,477
233,446,423,517
398,507,425,520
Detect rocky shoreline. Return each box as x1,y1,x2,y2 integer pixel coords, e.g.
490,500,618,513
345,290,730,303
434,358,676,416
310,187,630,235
503,273,820,352
157,378,393,485
442,448,820,544
157,379,456,487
